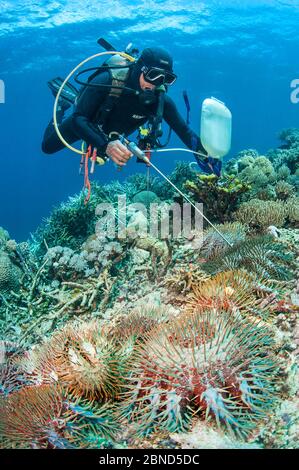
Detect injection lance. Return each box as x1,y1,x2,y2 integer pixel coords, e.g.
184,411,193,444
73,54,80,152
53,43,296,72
119,136,233,247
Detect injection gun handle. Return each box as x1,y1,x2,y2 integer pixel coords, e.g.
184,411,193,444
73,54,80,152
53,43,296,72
127,142,150,163
120,136,150,164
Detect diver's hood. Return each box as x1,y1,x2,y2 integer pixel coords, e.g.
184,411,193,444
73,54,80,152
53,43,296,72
126,61,143,92
126,61,158,106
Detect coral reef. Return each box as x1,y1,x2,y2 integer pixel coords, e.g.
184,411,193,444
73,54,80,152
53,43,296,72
234,199,287,233
202,236,296,280
132,190,160,206
225,130,299,205
184,173,251,223
285,196,299,227
0,130,298,449
267,128,299,175
0,227,9,248
0,250,22,294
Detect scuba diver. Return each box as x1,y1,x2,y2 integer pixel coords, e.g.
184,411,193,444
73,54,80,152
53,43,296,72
41,44,222,176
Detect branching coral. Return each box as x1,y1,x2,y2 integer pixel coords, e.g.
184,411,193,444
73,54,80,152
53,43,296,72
267,128,299,174
32,193,92,255
119,308,280,439
202,236,296,281
184,173,251,223
226,138,298,202
234,199,287,232
31,185,111,256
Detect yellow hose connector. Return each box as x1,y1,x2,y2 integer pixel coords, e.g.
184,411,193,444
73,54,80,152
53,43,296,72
53,51,135,156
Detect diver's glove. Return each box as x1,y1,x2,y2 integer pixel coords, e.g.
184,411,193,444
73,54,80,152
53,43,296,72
195,155,222,177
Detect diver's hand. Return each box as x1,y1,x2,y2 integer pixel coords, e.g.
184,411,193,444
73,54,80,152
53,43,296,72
106,140,133,166
194,155,222,177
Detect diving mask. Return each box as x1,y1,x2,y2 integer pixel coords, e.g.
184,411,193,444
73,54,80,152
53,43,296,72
141,66,177,86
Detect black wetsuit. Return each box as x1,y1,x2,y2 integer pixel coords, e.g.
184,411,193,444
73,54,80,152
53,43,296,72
42,67,207,159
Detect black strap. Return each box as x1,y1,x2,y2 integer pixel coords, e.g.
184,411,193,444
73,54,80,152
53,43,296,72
96,75,129,126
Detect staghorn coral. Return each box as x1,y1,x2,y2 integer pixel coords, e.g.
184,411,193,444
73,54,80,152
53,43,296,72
184,173,251,223
202,236,296,281
31,183,114,257
32,192,94,255
234,199,287,232
119,308,280,439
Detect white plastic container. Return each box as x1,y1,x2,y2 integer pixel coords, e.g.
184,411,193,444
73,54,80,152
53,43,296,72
200,97,232,158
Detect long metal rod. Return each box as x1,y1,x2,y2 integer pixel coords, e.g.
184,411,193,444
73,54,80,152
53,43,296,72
148,160,233,247
122,137,233,247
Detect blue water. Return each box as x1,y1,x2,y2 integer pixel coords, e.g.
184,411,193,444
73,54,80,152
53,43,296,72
0,0,298,241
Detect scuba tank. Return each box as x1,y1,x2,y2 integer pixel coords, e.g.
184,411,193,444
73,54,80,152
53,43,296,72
74,38,139,99
200,97,232,158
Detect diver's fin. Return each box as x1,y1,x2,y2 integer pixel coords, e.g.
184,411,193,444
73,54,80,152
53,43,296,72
47,77,78,105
